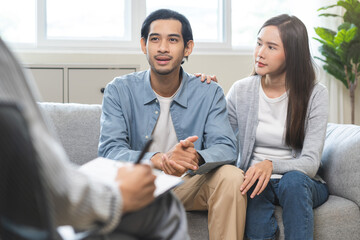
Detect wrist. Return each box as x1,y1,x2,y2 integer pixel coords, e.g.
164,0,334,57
196,152,205,166
265,159,273,168
151,153,163,170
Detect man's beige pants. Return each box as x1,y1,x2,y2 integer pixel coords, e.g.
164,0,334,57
173,165,247,240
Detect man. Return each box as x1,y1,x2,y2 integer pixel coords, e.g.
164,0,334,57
99,9,246,240
0,37,189,239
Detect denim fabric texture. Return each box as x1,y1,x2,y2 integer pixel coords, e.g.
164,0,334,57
245,171,329,240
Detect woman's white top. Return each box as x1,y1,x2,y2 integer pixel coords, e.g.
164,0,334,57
251,83,292,178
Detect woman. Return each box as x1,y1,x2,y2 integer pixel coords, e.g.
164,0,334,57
201,14,329,239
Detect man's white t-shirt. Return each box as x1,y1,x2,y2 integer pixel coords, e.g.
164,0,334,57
149,88,180,153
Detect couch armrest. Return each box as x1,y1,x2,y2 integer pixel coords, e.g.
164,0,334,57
319,123,360,206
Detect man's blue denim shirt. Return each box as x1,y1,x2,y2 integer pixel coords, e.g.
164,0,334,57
98,69,237,174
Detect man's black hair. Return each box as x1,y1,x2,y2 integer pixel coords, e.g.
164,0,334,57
141,9,193,48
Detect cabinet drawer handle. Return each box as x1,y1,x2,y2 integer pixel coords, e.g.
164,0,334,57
100,88,105,94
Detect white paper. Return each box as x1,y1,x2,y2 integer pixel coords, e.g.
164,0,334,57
79,157,183,197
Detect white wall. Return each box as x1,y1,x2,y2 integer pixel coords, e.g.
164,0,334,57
17,51,254,94
16,51,360,125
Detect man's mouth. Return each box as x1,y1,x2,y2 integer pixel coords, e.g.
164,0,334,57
155,55,172,65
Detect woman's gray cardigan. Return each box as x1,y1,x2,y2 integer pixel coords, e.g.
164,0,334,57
226,75,329,179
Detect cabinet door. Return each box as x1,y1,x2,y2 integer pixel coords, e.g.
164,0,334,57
27,68,64,103
68,68,135,104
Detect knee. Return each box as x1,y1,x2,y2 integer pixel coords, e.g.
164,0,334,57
281,171,308,186
209,165,246,206
278,171,311,198
215,164,245,188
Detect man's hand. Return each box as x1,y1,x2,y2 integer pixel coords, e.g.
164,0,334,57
194,73,218,84
161,136,199,176
116,164,156,213
240,160,273,198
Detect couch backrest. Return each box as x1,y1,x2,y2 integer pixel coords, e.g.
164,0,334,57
38,102,102,166
320,123,360,206
39,103,360,206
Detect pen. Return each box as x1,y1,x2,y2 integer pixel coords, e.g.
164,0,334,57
135,138,153,164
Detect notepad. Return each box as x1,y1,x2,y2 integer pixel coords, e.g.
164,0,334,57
79,157,183,197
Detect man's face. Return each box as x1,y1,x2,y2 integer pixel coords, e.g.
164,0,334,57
141,19,193,76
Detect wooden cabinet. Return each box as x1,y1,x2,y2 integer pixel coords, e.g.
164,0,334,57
26,65,137,104
26,68,64,102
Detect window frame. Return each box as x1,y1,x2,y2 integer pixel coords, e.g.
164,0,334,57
8,0,249,53
17,0,232,52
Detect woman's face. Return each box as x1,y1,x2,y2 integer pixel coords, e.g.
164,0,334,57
254,25,286,77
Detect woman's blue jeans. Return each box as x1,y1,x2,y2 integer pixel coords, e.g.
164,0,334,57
245,171,329,240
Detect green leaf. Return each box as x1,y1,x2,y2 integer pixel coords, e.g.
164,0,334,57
348,42,360,63
319,44,341,61
333,28,356,46
313,37,334,47
314,56,326,63
336,41,351,62
334,29,347,45
338,1,354,12
318,13,341,17
338,22,352,30
315,27,336,42
317,4,338,11
345,27,357,42
342,1,360,27
325,55,346,72
323,64,348,88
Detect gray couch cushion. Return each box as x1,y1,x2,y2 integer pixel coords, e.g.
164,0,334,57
186,212,209,240
39,102,102,165
188,195,360,240
319,123,360,206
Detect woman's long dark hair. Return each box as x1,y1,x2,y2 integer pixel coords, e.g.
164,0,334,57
254,14,316,149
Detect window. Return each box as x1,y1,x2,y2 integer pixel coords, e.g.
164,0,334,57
0,0,321,52
232,0,325,51
46,0,128,40
231,0,291,49
147,0,224,43
0,0,36,45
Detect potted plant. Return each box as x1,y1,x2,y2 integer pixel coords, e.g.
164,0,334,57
313,0,360,124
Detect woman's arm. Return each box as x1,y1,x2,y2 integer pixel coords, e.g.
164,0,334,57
271,84,329,178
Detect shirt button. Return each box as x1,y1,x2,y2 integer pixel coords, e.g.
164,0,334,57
292,153,296,158
155,99,158,103
155,111,159,114
145,135,149,139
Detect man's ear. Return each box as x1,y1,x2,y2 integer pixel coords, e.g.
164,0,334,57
140,38,147,54
184,40,194,57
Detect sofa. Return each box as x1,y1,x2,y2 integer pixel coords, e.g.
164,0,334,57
39,102,360,240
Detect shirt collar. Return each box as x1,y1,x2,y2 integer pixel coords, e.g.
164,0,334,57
143,68,188,108
143,69,157,105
